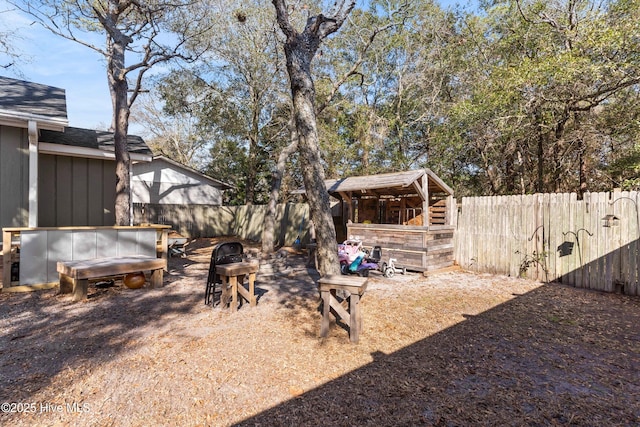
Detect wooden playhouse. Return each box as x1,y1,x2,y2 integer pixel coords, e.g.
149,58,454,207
325,169,456,273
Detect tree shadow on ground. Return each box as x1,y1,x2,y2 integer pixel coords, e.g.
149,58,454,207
2,242,638,426
0,278,204,403
0,244,319,408
237,284,640,426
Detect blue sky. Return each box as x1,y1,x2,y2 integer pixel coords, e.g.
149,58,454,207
0,0,470,135
0,0,113,130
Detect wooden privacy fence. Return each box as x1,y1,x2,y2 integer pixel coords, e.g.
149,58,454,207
455,191,639,295
133,202,310,245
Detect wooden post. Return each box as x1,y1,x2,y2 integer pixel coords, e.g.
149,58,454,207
149,268,163,288
320,288,331,338
230,275,239,312
158,227,169,266
59,274,74,295
2,229,11,287
446,194,454,226
220,275,230,308
28,120,39,227
348,292,362,343
339,191,353,224
73,278,89,302
422,173,429,227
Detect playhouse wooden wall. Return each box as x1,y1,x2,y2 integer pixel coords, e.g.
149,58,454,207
346,223,455,273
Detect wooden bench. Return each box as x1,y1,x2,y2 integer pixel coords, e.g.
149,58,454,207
57,256,167,302
318,275,368,343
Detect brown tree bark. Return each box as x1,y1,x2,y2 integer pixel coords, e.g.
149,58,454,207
262,117,298,253
535,109,545,193
245,90,261,205
107,33,132,225
272,0,356,276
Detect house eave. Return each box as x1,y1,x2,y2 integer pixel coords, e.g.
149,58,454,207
39,142,153,162
0,109,68,132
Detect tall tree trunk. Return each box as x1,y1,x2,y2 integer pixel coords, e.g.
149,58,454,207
108,36,131,226
535,110,545,193
245,134,257,206
272,0,355,276
245,90,261,205
288,64,339,276
517,150,526,194
262,117,298,253
553,117,567,193
578,137,588,197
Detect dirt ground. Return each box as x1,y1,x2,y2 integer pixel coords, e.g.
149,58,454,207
1,237,639,426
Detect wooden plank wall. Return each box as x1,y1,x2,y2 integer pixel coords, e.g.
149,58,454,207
454,191,640,295
428,199,447,225
347,223,455,272
424,226,456,271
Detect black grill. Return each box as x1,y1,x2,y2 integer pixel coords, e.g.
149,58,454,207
205,241,244,305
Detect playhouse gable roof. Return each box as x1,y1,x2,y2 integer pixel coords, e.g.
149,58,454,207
324,169,453,200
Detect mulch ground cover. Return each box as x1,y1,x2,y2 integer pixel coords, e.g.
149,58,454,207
1,237,638,426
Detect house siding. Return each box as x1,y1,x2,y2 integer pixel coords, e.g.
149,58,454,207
132,159,224,205
38,154,117,226
0,125,29,228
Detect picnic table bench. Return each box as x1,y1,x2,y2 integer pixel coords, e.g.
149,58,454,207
318,275,368,343
57,256,166,302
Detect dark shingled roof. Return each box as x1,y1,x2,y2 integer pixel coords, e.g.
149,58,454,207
0,76,151,156
0,76,68,121
39,127,153,156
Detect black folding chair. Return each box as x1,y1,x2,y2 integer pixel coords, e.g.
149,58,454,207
205,241,244,305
